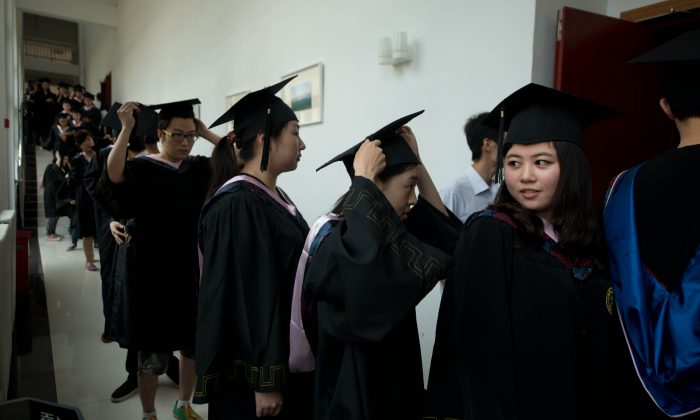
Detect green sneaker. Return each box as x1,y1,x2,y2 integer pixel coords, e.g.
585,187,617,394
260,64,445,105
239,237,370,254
172,402,202,420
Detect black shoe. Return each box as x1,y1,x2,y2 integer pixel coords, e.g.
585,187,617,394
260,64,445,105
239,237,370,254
110,374,138,403
166,355,180,387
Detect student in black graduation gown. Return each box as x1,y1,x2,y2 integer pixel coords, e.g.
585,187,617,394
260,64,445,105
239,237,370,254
82,92,102,127
70,129,99,271
301,111,462,420
85,104,179,403
99,98,220,420
41,155,68,241
50,112,77,162
34,77,58,145
604,31,700,419
195,77,312,419
424,84,618,420
84,104,119,328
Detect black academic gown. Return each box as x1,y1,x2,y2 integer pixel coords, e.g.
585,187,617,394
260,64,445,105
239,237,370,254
84,146,117,324
303,176,461,420
617,144,700,420
424,211,616,420
51,125,77,159
106,218,137,348
71,153,97,238
195,177,311,419
97,155,211,352
42,163,65,218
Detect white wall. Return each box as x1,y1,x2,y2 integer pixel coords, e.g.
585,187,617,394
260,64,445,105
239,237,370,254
110,0,539,382
81,21,117,96
1,0,20,213
0,0,7,212
0,0,19,402
112,0,538,221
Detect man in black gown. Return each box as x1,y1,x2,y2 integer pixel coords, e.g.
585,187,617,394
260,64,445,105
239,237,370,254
99,99,220,420
605,30,700,419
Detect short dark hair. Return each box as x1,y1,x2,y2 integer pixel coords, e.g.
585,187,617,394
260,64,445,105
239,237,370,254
663,63,700,121
157,114,196,131
491,141,599,254
75,130,93,146
464,112,498,161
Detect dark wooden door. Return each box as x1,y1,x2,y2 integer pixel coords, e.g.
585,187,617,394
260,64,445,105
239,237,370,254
100,72,112,111
554,7,676,210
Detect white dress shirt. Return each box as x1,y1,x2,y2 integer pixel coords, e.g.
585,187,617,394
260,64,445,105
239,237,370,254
440,165,499,223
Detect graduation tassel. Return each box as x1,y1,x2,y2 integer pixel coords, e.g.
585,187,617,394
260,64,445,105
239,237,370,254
260,108,272,172
494,105,505,184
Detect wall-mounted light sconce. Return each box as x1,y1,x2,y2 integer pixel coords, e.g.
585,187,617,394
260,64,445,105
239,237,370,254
378,31,412,66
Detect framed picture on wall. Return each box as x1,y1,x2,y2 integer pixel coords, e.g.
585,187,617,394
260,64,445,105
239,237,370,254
224,91,249,134
280,62,323,126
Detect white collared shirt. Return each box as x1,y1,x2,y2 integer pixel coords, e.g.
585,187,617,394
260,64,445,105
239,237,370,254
440,165,500,223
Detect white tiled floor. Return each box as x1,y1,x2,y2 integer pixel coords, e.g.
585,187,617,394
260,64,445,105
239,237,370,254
35,147,209,419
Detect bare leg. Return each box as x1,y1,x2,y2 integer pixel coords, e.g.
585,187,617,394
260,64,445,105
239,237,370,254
138,371,158,413
83,236,94,263
178,353,196,401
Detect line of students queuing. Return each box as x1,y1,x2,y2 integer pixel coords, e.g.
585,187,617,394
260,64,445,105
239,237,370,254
47,29,700,420
38,82,109,272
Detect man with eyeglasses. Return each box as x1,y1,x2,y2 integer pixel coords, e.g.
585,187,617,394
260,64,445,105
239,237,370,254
100,99,220,420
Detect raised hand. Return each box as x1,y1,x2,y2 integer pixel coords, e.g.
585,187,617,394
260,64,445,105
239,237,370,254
353,139,386,184
117,102,139,130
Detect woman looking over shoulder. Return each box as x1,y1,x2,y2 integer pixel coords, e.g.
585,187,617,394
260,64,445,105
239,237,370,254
424,84,619,420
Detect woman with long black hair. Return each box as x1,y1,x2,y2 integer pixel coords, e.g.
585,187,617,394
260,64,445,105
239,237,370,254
425,84,619,420
196,77,312,419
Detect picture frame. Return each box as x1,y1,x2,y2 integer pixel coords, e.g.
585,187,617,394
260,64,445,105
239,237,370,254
280,63,324,126
224,91,249,134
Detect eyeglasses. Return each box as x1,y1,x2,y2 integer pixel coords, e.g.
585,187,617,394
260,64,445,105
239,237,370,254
162,129,198,143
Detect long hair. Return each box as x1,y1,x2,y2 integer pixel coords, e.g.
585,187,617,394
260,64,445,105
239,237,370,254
491,141,599,255
206,121,289,199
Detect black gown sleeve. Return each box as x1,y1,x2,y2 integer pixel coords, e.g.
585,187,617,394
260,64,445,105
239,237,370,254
84,148,108,202
95,158,139,220
405,195,462,255
70,155,85,186
304,176,454,343
424,215,518,420
196,191,288,393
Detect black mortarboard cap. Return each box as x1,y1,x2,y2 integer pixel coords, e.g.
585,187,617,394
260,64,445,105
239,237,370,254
627,29,700,64
316,110,424,178
127,98,200,140
627,30,700,105
69,104,84,115
58,82,70,88
483,83,617,182
84,92,95,100
73,84,84,91
209,77,298,171
38,77,50,83
102,102,154,145
101,102,122,130
57,111,70,119
146,98,200,122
